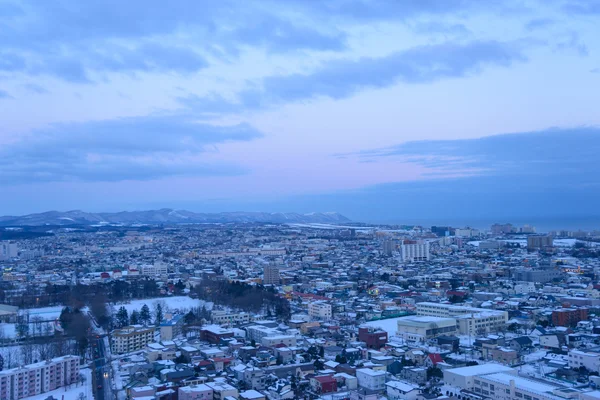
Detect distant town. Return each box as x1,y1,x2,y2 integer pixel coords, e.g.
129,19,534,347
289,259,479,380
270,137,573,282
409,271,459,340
0,218,599,400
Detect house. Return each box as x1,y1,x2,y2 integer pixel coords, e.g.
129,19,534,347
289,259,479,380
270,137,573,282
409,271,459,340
399,367,427,385
310,375,338,394
425,353,444,367
386,381,420,400
240,389,267,400
509,336,533,352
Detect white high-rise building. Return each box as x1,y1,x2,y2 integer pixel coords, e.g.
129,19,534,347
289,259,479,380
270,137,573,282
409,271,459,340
0,242,18,260
400,241,430,262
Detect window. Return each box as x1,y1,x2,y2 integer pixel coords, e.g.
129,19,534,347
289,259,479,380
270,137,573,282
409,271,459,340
515,393,523,398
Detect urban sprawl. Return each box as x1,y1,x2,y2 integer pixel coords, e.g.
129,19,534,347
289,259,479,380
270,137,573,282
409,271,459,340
0,222,599,400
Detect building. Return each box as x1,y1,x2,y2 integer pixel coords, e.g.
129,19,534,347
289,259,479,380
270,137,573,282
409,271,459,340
0,304,18,323
527,235,553,250
399,241,430,262
111,325,155,354
310,375,338,394
552,308,588,327
568,350,600,373
491,223,516,234
416,302,508,335
0,355,80,400
385,381,420,400
200,325,235,344
261,335,297,348
382,240,396,256
140,262,169,276
204,381,239,400
443,364,516,390
475,371,576,400
246,325,282,343
178,384,214,400
308,301,332,320
513,269,562,283
263,264,280,285
211,311,251,325
396,316,457,343
358,326,388,349
356,368,386,391
479,241,503,250
0,242,18,260
160,314,185,341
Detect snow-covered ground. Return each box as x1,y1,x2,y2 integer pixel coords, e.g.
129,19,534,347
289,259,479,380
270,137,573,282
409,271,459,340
362,317,402,336
113,295,212,315
24,367,92,400
0,320,57,339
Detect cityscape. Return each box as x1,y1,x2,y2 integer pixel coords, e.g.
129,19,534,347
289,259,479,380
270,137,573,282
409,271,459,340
1,0,600,400
0,216,600,400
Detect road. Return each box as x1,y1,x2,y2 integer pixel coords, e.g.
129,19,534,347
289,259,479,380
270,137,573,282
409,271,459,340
92,336,114,400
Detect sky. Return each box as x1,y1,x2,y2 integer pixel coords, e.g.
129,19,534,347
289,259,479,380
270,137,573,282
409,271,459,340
1,0,600,226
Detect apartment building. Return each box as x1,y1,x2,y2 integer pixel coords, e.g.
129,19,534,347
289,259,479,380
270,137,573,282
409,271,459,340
417,302,508,335
263,264,280,285
356,368,386,391
211,310,251,325
0,355,80,400
112,325,155,354
308,301,332,320
400,241,430,262
0,242,18,261
568,350,600,373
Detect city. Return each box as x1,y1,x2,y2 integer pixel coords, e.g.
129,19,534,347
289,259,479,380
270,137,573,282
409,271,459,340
1,217,600,400
1,0,600,399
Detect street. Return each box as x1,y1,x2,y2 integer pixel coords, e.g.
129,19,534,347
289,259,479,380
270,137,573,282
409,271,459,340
92,336,114,400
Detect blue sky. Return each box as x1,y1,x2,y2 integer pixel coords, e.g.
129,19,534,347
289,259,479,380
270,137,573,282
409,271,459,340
1,0,599,224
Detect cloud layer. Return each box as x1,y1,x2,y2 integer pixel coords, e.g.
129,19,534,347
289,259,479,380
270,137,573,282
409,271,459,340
0,116,262,183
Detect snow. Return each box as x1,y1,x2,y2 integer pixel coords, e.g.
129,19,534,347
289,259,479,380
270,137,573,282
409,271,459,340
24,367,92,400
113,296,212,315
362,318,402,336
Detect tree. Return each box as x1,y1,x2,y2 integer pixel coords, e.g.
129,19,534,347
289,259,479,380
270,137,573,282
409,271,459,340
313,359,324,371
184,310,196,324
116,306,129,328
130,310,140,325
154,303,163,326
0,354,4,371
427,367,443,380
319,347,324,358
140,304,151,326
174,280,186,294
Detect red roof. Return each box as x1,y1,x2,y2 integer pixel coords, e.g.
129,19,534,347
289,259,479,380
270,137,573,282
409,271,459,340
428,353,444,365
314,376,336,384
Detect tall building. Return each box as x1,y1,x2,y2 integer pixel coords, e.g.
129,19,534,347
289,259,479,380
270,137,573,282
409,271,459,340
552,308,588,327
527,235,553,250
491,223,516,235
400,240,430,262
0,355,80,400
111,325,155,354
382,239,396,256
0,242,18,260
263,264,280,285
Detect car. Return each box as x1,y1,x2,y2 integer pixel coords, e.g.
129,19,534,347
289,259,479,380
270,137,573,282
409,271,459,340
97,384,103,390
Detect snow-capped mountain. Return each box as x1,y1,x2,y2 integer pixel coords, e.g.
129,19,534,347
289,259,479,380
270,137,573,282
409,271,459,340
0,209,351,226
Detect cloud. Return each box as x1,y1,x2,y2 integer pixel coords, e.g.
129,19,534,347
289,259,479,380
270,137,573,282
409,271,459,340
350,126,600,178
180,40,527,112
0,115,263,183
0,0,349,83
21,83,48,94
0,89,13,99
525,18,555,31
280,128,600,223
562,0,600,15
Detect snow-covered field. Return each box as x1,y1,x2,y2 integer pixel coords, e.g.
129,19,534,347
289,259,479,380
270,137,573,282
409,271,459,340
25,368,92,400
113,295,212,315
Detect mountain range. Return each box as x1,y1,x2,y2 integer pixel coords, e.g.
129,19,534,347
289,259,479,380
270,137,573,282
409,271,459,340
0,209,351,226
